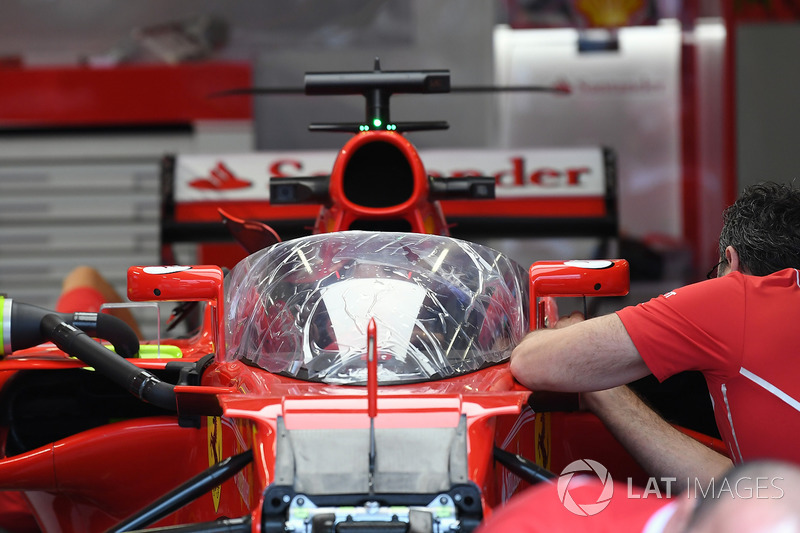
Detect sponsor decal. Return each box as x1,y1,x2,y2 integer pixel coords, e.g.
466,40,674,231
174,148,608,202
189,161,252,190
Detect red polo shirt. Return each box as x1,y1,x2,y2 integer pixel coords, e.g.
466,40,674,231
617,269,800,464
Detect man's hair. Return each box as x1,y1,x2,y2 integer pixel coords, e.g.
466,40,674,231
718,181,800,276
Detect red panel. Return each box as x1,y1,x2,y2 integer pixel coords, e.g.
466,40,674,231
682,1,738,276
548,411,651,487
0,62,252,127
198,242,249,268
441,197,608,218
722,4,739,208
175,201,319,222
173,197,607,223
681,35,701,275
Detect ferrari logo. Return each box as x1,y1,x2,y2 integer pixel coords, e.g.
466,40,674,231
534,412,551,470
208,416,223,512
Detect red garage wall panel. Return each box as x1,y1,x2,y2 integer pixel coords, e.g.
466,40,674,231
0,62,252,127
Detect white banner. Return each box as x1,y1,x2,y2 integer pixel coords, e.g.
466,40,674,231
172,147,609,203
494,23,681,238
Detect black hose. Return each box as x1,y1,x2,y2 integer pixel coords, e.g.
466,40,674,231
40,314,176,411
8,300,139,357
493,447,556,485
70,311,140,357
107,450,253,533
122,517,251,533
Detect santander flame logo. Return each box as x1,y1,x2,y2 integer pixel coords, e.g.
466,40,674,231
557,459,614,516
189,162,252,190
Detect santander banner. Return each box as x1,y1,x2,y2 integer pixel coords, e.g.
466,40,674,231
172,147,609,203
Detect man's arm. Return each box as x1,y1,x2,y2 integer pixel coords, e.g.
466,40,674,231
582,386,733,492
509,313,650,392
510,311,733,490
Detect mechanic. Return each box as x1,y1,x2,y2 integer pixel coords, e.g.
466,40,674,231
56,265,142,337
476,459,800,533
510,181,800,491
0,265,141,531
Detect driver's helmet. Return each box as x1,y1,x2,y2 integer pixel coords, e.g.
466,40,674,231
224,231,528,384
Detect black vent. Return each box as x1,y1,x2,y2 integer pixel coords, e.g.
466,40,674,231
343,141,413,208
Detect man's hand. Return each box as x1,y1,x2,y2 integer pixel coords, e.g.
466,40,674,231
553,311,585,329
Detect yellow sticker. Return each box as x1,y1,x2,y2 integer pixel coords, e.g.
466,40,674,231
534,412,551,470
207,416,223,512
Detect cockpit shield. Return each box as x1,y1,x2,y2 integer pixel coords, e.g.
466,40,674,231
224,231,528,384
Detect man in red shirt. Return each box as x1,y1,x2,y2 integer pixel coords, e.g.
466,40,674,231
56,265,141,337
0,266,140,532
510,182,800,491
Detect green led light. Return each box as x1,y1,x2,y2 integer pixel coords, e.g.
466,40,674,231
373,118,382,128
387,124,397,131
359,125,369,132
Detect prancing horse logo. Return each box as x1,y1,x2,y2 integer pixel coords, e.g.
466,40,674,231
207,416,223,512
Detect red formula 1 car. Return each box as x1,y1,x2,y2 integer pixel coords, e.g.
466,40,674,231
0,64,723,533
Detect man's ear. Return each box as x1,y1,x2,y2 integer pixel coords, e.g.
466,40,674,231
724,246,743,274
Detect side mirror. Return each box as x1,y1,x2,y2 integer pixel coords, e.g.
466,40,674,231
528,260,629,330
127,265,226,357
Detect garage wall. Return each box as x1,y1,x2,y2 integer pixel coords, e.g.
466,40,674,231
0,0,499,151
737,23,800,192
0,1,500,338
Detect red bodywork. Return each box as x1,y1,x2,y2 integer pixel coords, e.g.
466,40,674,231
0,65,725,533
0,260,703,532
314,131,449,236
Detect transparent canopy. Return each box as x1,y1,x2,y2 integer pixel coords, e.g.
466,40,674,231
224,231,528,385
